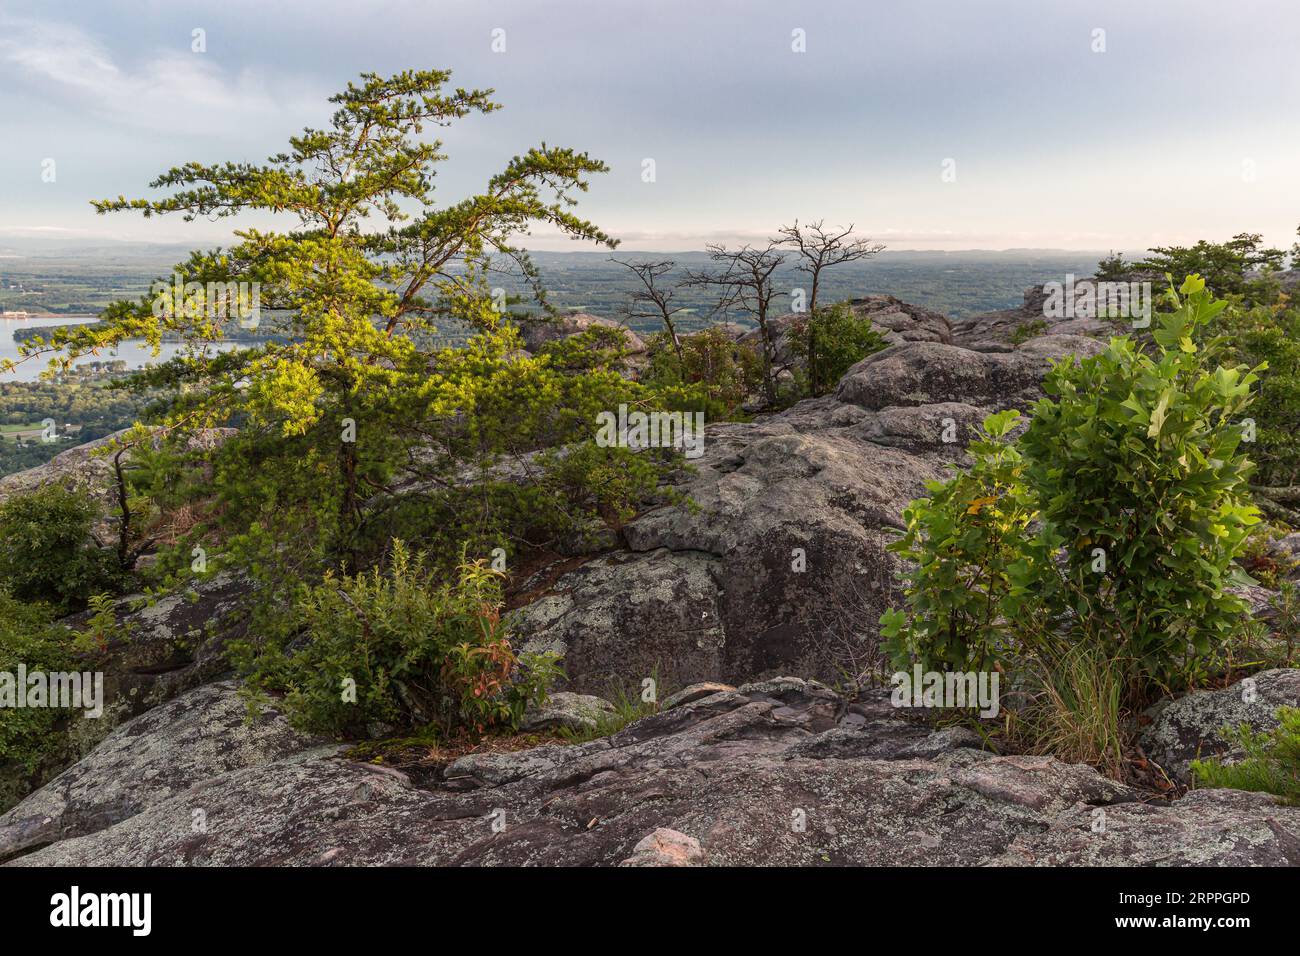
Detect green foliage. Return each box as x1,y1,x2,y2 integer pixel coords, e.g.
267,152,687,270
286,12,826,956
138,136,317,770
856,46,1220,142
1019,276,1260,686
1094,251,1133,282
1134,234,1284,299
0,485,122,612
0,592,75,806
788,302,888,398
32,70,623,575
642,327,761,419
1009,319,1048,345
1192,707,1300,805
1102,231,1300,498
0,377,155,478
1215,297,1300,487
362,323,680,566
23,72,715,626
232,540,559,738
537,441,672,532
879,408,1034,673
74,592,130,655
883,276,1262,695
534,325,631,373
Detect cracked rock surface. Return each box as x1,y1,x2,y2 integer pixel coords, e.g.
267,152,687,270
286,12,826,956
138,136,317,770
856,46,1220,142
7,677,1296,867
0,681,332,861
6,291,1298,868
1140,669,1300,785
515,304,1106,692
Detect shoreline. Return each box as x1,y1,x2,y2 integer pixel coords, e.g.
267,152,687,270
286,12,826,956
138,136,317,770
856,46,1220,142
0,319,98,327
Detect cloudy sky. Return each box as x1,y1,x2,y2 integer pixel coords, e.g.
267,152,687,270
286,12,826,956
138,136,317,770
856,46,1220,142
1,0,1298,252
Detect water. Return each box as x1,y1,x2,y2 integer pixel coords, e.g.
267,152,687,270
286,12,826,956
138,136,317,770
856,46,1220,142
1,316,238,383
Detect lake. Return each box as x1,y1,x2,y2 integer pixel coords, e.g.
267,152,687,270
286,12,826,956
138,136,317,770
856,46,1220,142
0,316,239,383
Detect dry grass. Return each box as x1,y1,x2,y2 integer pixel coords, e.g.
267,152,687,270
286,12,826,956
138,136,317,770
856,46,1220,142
1013,643,1132,781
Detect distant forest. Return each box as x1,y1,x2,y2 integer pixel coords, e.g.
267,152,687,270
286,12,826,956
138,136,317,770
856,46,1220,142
0,248,1106,329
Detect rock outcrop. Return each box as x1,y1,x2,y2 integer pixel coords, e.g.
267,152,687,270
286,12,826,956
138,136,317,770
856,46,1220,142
59,571,254,730
0,571,257,814
0,432,118,504
1140,669,1300,785
619,828,704,866
991,789,1300,866
513,310,1105,693
7,678,1296,867
0,427,233,510
515,312,646,356
835,335,1101,411
738,296,952,372
0,681,331,862
845,295,954,346
519,691,616,734
949,283,1122,351
5,289,1296,869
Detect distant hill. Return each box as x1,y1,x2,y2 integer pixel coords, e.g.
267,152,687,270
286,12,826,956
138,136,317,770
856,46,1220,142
0,240,1124,323
513,248,1118,325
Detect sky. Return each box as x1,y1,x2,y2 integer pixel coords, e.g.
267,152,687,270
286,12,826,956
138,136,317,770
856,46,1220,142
1,0,1299,253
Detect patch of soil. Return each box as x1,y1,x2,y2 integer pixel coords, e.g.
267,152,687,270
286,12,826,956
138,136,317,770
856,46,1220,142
345,728,563,788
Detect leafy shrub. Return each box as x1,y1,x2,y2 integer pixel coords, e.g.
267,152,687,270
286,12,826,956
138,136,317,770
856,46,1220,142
882,277,1263,775
879,409,1035,673
1192,706,1300,805
884,449,1132,774
878,277,1253,780
789,302,888,398
1215,298,1300,489
538,440,676,532
0,485,122,612
0,592,76,809
232,541,560,738
643,327,762,419
1017,275,1260,687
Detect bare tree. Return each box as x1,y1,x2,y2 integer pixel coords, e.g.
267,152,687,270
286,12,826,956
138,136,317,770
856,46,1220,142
610,258,687,361
685,242,787,404
777,220,885,316
778,221,885,394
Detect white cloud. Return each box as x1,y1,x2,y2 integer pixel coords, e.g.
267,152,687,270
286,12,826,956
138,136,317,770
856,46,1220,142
0,14,311,135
